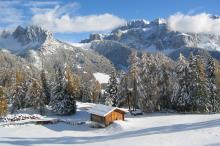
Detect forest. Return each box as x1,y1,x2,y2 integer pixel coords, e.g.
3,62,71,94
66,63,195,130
1,50,220,117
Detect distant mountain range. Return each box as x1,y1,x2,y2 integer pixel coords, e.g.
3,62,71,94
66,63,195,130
1,17,220,75
81,18,220,68
0,26,114,81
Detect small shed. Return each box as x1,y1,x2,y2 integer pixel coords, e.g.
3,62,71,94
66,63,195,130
88,104,125,127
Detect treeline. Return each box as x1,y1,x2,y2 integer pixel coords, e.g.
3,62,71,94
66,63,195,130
115,51,220,113
0,62,103,116
1,50,220,117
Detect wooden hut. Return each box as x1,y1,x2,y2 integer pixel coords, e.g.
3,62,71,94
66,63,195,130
88,104,125,127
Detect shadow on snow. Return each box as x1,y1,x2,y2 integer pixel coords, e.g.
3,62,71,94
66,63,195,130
1,118,220,145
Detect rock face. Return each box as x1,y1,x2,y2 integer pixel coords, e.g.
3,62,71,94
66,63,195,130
80,18,220,68
12,25,52,46
0,26,114,78
83,19,220,51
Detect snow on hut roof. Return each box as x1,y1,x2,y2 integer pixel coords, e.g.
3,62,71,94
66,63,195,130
88,104,124,117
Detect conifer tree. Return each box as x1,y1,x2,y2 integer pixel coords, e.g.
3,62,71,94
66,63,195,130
11,69,28,113
128,50,139,110
105,71,118,107
0,86,7,117
206,56,219,112
80,82,92,102
50,65,77,115
158,64,172,109
191,55,209,112
175,53,191,111
41,70,51,105
25,79,45,114
137,53,159,112
91,81,101,103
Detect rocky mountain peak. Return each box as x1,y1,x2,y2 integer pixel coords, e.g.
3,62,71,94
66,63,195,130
12,25,53,45
126,19,150,28
149,18,167,25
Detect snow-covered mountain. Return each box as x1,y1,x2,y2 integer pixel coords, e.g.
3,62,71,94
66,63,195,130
82,18,220,52
80,18,220,68
0,26,56,54
0,26,114,79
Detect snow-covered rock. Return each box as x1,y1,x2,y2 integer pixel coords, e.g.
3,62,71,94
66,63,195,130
0,26,114,77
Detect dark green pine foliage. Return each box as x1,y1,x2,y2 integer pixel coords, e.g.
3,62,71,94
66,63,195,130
50,66,76,115
41,70,51,105
206,56,219,112
105,71,118,107
175,53,191,111
191,55,209,112
158,64,172,110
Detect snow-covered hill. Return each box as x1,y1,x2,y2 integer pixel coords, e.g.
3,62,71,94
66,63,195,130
0,26,55,53
80,18,220,68
1,102,220,146
83,18,220,52
0,26,114,77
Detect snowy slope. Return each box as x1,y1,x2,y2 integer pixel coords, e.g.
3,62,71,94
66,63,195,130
1,102,220,146
0,26,114,75
83,19,220,52
93,72,110,84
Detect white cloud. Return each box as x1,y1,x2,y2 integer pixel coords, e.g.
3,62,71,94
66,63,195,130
30,7,54,14
24,1,61,7
167,12,220,35
0,1,24,28
31,3,126,33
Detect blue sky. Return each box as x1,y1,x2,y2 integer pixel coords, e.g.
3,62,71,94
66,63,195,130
1,0,220,42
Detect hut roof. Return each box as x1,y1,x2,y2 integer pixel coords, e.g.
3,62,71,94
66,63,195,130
88,104,124,117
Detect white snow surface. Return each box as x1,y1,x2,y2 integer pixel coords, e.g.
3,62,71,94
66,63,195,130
70,43,91,50
93,72,110,84
1,102,220,146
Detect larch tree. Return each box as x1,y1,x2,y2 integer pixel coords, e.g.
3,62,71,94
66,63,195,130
0,86,7,117
25,79,45,114
41,70,51,105
191,55,209,112
128,50,139,111
91,80,101,103
11,69,28,113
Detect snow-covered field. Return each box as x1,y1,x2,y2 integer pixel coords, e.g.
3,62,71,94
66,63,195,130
1,102,220,146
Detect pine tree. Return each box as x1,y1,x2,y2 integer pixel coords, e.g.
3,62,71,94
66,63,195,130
65,66,81,99
80,82,92,102
191,55,209,112
206,56,219,112
11,70,28,113
64,66,78,113
50,65,76,115
158,64,172,110
105,71,118,107
41,70,51,105
128,50,139,111
175,53,191,111
138,53,159,112
0,86,7,117
25,79,45,114
91,81,101,103
118,73,130,108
